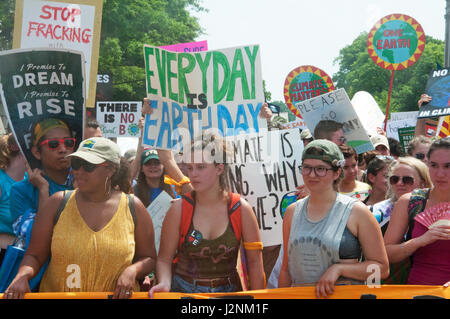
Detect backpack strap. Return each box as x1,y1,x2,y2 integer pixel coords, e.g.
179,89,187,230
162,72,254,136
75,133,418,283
228,192,242,243
54,190,74,225
406,188,430,240
177,192,195,253
127,193,136,226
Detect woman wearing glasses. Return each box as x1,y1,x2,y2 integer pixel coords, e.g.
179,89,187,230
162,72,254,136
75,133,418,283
384,138,450,286
278,140,389,298
4,137,156,299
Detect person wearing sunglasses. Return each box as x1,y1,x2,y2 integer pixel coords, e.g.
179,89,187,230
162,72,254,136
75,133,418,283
385,137,450,287
278,139,389,298
406,135,432,163
4,137,156,299
5,118,76,292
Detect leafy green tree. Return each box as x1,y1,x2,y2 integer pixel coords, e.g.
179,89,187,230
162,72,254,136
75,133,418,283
0,0,205,101
333,32,444,114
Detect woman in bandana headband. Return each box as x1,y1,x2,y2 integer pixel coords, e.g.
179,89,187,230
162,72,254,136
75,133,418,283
278,139,389,298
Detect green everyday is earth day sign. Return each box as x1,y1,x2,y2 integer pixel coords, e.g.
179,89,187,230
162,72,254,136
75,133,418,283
142,44,266,150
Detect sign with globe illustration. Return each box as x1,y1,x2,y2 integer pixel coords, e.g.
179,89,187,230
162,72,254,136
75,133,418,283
418,68,450,119
283,65,335,119
367,14,425,71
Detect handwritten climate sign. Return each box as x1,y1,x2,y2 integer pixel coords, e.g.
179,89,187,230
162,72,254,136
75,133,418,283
295,88,373,154
160,40,208,53
0,48,84,169
367,13,425,71
142,44,265,150
283,65,334,119
226,128,304,247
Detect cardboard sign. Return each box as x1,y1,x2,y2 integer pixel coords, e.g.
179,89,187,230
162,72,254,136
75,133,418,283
226,128,304,247
294,88,373,154
398,126,415,154
13,0,103,108
160,40,208,53
146,191,173,254
418,68,450,118
0,48,85,169
390,111,418,122
142,44,266,151
351,91,385,137
279,119,308,131
96,101,142,138
386,118,417,141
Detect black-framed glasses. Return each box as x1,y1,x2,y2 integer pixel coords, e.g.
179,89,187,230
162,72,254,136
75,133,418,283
389,175,415,186
40,137,76,150
415,153,426,160
300,165,334,177
71,157,108,173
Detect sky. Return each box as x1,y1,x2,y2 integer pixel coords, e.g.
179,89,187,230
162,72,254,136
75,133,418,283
192,0,446,102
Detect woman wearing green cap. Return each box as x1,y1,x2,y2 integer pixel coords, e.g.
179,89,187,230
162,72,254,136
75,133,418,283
4,137,156,299
278,139,389,298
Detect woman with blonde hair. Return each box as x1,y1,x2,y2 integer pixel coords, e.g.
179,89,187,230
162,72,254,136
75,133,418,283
149,134,265,296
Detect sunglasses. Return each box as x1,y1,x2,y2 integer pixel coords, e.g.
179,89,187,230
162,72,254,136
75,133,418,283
415,153,426,160
389,175,415,186
71,157,108,173
40,137,76,150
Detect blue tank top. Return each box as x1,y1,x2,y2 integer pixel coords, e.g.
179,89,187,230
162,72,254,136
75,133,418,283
0,169,18,235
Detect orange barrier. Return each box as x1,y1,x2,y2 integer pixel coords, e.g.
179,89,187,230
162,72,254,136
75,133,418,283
0,285,448,299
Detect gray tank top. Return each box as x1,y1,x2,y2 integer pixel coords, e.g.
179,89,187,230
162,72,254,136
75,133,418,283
287,193,358,286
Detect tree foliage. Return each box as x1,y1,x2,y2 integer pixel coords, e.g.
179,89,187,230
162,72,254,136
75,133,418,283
333,32,444,114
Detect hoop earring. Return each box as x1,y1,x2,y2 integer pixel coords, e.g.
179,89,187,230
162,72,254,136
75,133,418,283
104,176,112,199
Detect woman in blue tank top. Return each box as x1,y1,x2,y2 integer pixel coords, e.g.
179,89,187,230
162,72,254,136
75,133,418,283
278,140,389,298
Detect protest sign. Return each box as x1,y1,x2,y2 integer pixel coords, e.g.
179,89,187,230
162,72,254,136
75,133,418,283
279,118,308,131
146,191,173,253
398,126,415,154
142,44,266,151
367,13,425,129
351,91,385,137
390,111,418,122
13,0,103,108
226,128,304,247
283,65,334,119
160,40,208,53
96,101,142,138
0,48,84,169
418,68,450,118
294,88,373,154
386,118,417,141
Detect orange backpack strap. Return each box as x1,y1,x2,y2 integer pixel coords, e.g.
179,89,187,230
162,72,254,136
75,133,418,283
178,192,195,252
228,192,242,243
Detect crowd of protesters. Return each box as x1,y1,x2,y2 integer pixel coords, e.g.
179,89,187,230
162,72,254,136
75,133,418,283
0,93,449,299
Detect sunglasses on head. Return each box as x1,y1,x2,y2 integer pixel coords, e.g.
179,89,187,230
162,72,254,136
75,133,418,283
40,137,76,150
71,157,108,173
389,175,415,186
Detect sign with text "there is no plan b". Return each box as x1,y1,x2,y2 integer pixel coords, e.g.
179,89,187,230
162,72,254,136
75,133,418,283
96,101,142,138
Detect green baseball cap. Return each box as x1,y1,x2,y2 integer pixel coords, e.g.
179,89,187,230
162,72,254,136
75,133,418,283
141,149,159,165
67,137,120,165
302,139,345,168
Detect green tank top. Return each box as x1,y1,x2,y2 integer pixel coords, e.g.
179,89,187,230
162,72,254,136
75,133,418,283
174,220,240,279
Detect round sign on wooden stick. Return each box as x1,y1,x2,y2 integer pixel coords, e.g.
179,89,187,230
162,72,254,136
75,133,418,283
283,65,335,119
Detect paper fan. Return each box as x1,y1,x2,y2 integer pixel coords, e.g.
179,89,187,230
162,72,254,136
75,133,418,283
414,202,450,229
